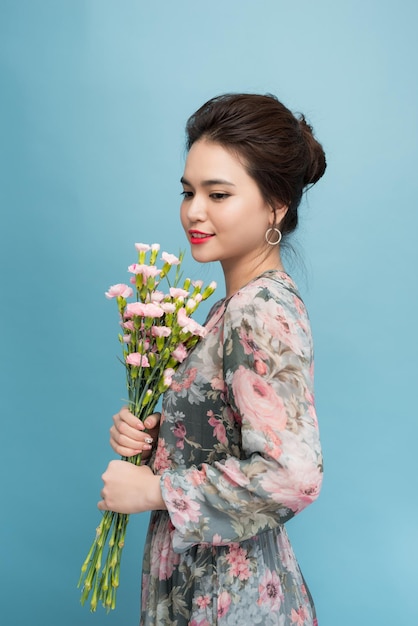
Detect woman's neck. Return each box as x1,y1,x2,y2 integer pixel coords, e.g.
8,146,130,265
222,251,285,298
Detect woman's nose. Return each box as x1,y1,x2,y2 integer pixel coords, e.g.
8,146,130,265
186,194,207,221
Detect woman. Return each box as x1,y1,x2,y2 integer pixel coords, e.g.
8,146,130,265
99,93,326,625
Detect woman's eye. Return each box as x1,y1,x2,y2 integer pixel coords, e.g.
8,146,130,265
180,191,193,199
210,193,230,200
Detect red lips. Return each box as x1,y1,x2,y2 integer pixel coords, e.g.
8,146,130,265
189,230,215,245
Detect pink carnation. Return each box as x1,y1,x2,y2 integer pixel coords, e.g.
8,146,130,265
159,302,176,313
161,251,180,265
151,326,171,338
150,290,165,303
177,308,207,337
134,243,151,252
171,343,188,363
105,283,133,299
126,353,150,367
163,368,176,387
169,287,189,299
128,264,161,279
185,297,198,312
125,302,164,318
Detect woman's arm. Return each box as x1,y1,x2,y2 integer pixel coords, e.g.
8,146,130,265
160,283,323,551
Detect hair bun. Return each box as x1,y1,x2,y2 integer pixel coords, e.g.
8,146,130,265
299,115,327,186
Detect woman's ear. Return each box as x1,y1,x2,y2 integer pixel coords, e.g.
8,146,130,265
270,203,288,228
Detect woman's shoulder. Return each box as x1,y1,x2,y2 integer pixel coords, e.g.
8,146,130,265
226,270,306,316
224,270,312,354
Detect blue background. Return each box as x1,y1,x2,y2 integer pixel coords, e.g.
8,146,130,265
1,1,417,624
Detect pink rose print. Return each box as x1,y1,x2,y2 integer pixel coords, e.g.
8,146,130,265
254,357,268,376
153,438,171,473
196,595,211,609
212,533,224,545
217,457,250,487
149,524,180,580
207,411,228,445
291,606,309,625
257,298,304,355
210,374,225,392
163,480,201,527
260,461,322,512
231,366,287,431
257,568,283,611
238,327,269,361
225,544,250,580
189,467,207,486
173,421,186,449
217,590,231,618
171,367,198,392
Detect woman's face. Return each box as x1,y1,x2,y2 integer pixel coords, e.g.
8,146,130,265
180,139,283,273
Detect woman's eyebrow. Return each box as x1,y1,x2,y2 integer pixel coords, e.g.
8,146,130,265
180,176,236,187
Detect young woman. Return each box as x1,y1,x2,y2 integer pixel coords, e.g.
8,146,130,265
99,93,326,625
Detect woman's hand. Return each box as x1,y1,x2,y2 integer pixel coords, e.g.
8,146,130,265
110,407,161,459
98,461,166,514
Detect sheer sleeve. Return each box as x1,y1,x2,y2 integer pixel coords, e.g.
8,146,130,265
160,280,323,553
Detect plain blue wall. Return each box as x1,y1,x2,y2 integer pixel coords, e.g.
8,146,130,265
1,1,417,624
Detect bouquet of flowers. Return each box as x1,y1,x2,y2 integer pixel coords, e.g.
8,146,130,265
78,243,216,612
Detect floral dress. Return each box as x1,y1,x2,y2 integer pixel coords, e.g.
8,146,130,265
142,270,323,626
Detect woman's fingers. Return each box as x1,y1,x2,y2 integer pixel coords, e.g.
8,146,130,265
143,412,161,431
109,409,161,457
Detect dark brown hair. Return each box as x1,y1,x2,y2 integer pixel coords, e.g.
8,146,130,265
185,93,326,236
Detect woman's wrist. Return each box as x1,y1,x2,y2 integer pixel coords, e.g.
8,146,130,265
146,473,166,511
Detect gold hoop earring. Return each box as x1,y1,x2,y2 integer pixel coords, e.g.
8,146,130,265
265,227,282,245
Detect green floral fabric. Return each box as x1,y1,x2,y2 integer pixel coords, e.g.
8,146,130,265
142,270,323,626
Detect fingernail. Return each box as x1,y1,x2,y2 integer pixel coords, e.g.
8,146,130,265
144,437,153,444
